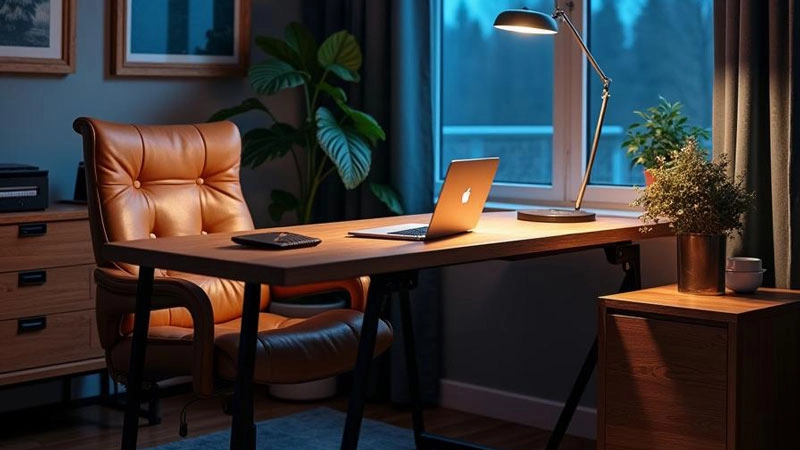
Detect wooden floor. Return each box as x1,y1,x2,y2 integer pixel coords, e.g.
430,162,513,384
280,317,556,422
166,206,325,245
0,386,595,449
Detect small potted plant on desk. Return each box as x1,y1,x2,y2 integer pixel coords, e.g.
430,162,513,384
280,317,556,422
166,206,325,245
631,139,754,295
622,97,710,185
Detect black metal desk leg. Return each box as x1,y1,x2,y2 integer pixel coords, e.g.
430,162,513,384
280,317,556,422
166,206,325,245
545,340,597,450
229,282,262,450
341,278,389,450
121,266,154,450
546,243,641,450
398,289,427,449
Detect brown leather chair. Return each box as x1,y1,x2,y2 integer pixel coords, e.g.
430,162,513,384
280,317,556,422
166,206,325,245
73,117,392,399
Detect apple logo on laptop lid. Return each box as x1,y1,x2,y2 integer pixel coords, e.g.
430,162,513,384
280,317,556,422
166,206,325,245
461,187,471,204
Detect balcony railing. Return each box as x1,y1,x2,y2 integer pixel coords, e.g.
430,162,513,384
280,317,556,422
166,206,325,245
441,124,643,186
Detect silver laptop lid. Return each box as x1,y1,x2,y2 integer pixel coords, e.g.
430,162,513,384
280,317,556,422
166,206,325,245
424,157,499,239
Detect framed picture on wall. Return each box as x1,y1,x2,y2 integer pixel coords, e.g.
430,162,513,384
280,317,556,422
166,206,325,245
0,0,76,74
111,0,250,77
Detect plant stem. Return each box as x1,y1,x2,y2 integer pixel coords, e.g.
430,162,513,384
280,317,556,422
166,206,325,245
263,106,279,124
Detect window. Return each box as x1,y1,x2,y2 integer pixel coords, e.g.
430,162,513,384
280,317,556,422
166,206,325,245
434,0,713,208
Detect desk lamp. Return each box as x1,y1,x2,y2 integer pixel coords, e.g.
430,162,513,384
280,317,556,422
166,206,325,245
494,6,611,223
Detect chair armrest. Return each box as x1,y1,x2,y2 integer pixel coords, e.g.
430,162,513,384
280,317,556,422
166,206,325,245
94,267,215,395
269,276,371,312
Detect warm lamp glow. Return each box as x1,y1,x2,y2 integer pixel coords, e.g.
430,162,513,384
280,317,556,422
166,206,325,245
493,25,556,35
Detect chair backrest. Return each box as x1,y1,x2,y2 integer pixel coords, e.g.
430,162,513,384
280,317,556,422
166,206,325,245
74,117,259,326
74,117,254,270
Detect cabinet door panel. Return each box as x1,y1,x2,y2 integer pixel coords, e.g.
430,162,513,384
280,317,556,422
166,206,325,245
604,314,727,450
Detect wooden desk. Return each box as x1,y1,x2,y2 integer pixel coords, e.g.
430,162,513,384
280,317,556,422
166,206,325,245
103,211,671,450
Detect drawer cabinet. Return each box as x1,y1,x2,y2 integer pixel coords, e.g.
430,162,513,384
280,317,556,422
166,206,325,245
598,285,800,450
0,205,104,386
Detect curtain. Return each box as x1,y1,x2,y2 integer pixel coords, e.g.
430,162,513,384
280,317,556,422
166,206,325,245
302,0,439,403
712,0,800,288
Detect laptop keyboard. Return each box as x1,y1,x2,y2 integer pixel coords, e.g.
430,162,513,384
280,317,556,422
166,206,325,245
388,226,429,237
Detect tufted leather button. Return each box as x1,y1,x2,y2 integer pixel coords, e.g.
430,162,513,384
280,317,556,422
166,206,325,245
196,178,204,185
149,233,156,239
133,180,141,189
201,230,208,235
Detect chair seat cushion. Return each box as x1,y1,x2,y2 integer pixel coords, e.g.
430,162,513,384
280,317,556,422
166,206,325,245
214,309,393,384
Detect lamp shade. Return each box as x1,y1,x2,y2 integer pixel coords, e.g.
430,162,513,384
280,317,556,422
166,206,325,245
493,9,558,35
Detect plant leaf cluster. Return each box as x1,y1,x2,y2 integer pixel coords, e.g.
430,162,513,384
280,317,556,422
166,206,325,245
631,139,754,236
210,22,401,223
622,97,710,169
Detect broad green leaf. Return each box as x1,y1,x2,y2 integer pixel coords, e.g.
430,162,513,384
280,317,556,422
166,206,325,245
342,107,385,146
255,36,302,68
316,107,371,189
285,22,319,71
249,60,307,95
368,182,404,215
318,81,347,104
241,124,297,168
327,64,360,82
208,98,270,122
318,31,362,74
268,189,300,222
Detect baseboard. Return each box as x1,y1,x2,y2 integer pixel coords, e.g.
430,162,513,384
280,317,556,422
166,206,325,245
439,379,596,439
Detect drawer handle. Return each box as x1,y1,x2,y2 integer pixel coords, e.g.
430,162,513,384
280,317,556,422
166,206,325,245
18,223,47,237
18,316,47,334
18,270,47,286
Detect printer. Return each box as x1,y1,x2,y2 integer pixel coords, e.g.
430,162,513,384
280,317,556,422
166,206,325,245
0,164,48,212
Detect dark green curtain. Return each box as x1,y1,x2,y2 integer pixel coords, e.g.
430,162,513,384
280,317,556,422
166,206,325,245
712,0,800,288
303,0,439,403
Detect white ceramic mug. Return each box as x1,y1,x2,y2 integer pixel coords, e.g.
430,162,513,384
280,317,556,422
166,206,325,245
726,257,762,272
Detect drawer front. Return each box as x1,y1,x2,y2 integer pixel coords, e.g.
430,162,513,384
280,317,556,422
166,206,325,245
0,310,103,374
0,220,93,272
603,314,727,450
0,264,94,320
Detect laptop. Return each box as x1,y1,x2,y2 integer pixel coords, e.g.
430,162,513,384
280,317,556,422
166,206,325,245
348,157,499,241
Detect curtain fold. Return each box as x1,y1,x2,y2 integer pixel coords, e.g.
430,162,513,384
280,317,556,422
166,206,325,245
302,0,439,403
712,0,799,288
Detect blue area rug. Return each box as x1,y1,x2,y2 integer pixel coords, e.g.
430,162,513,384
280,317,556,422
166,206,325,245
145,407,415,449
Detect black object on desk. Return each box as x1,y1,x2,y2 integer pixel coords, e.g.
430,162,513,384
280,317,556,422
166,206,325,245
232,231,322,249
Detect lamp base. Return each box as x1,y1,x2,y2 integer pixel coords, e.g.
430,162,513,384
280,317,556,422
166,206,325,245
517,208,596,223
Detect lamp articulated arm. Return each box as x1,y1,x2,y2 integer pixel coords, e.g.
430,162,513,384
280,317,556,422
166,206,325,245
553,7,611,210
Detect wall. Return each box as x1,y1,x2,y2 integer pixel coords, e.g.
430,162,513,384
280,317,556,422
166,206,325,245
439,235,677,437
0,0,300,412
0,0,301,227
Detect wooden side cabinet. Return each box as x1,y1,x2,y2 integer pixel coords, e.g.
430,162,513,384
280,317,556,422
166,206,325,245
598,285,800,450
0,204,104,386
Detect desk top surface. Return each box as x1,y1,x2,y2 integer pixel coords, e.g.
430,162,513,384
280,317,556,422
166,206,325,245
103,211,671,286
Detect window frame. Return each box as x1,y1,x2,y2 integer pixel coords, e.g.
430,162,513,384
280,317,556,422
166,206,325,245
432,0,639,210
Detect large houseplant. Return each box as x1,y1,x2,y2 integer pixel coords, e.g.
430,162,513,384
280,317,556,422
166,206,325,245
622,97,710,184
632,139,754,294
210,22,402,224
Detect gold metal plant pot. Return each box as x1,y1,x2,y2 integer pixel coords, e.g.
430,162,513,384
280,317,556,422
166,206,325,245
677,233,726,295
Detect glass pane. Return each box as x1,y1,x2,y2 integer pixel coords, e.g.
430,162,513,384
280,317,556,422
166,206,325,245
441,0,554,184
130,0,235,56
587,0,713,186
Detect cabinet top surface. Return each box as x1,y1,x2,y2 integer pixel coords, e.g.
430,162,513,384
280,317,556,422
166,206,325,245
0,203,87,225
602,284,800,319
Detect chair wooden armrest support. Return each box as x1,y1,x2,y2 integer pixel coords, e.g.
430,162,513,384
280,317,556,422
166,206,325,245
94,267,215,394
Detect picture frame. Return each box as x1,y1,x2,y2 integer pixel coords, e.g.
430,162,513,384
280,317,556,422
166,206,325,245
111,0,250,77
0,0,76,74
